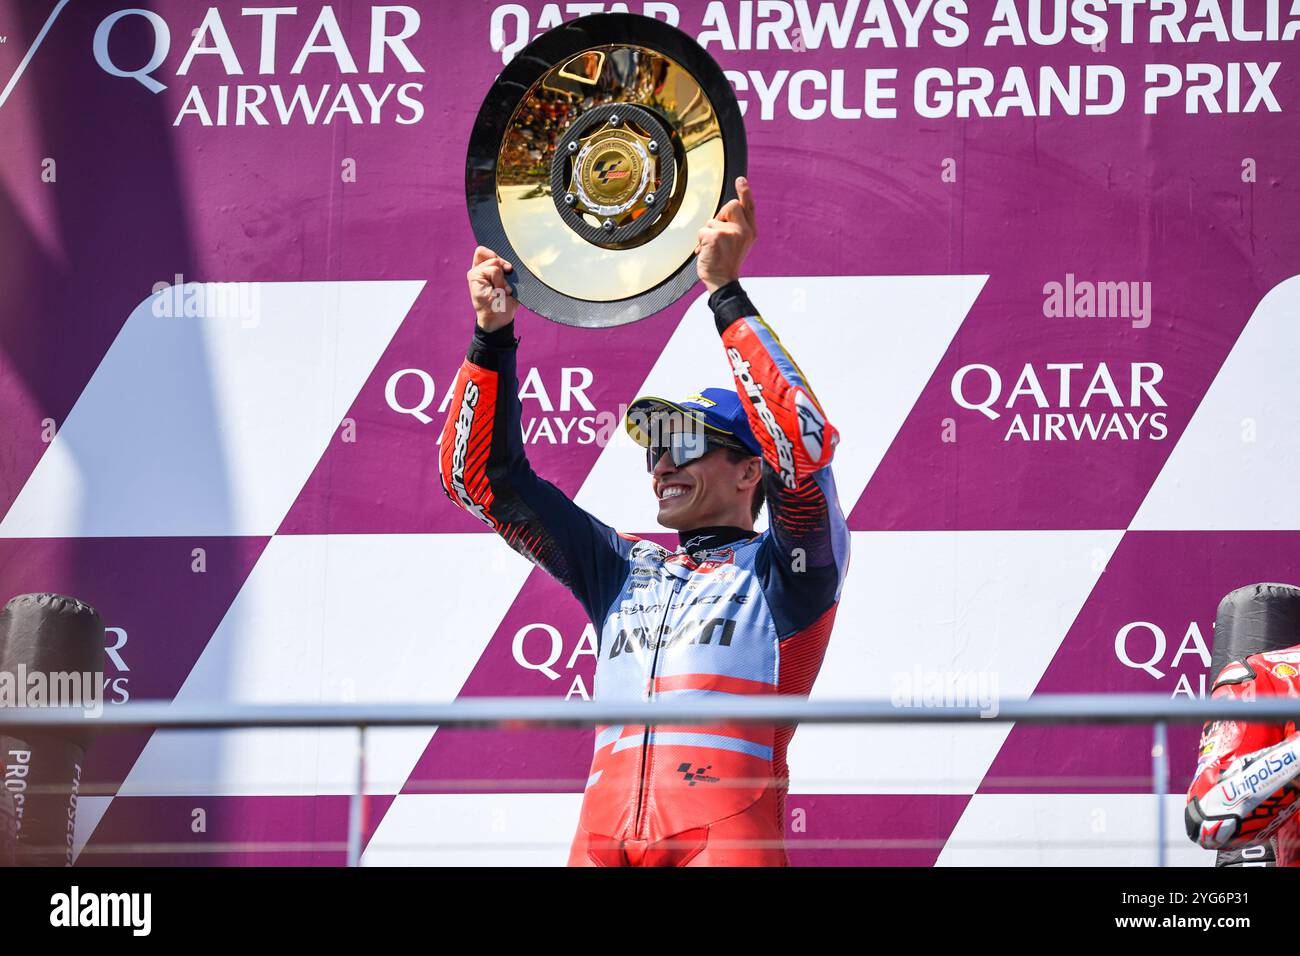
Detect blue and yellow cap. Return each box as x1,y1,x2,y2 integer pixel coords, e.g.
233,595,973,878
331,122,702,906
624,388,762,456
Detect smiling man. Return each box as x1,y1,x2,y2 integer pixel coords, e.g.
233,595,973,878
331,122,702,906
439,176,850,866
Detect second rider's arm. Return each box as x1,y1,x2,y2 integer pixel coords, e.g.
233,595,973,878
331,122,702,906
1186,660,1300,851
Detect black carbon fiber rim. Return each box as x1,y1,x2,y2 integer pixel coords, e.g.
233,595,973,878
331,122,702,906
465,13,747,328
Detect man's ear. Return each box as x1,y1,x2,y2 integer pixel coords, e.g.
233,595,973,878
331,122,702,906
740,456,762,491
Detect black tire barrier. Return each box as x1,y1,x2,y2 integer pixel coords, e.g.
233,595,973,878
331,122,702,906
0,593,104,867
1211,582,1300,678
0,786,15,868
1208,582,1300,868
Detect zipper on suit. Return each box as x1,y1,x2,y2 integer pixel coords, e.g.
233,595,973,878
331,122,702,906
632,573,684,838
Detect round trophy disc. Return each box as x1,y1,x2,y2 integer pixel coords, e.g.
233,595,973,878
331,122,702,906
466,13,747,328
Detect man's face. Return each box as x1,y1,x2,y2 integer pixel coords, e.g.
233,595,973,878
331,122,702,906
650,426,760,530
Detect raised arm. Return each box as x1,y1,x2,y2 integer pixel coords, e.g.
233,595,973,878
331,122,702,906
695,180,850,632
438,247,632,624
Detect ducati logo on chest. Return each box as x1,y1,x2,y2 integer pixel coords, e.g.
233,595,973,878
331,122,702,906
608,617,738,657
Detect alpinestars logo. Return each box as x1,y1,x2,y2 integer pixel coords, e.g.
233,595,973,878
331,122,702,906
727,347,796,489
451,381,493,528
682,534,711,552
795,391,826,462
678,762,719,786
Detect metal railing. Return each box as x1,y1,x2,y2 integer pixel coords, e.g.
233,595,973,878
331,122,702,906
5,694,1294,867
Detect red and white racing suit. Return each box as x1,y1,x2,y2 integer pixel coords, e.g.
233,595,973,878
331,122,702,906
1186,648,1300,864
438,281,850,865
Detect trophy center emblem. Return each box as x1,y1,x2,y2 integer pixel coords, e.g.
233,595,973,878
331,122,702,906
547,102,680,251
566,118,658,221
578,130,648,208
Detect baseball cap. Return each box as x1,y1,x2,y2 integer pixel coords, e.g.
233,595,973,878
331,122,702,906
624,387,762,457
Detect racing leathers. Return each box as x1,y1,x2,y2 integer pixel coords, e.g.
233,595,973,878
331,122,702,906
437,281,850,866
1186,648,1300,865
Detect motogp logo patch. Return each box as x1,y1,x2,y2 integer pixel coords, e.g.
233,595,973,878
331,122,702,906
677,763,720,786
593,159,628,183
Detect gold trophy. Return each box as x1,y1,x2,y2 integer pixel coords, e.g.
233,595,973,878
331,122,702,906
466,13,747,327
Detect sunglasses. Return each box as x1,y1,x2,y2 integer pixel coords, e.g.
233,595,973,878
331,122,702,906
644,430,748,473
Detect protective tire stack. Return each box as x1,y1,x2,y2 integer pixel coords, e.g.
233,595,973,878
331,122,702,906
0,593,105,867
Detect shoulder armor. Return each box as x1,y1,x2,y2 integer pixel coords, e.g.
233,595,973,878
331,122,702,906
1212,659,1257,689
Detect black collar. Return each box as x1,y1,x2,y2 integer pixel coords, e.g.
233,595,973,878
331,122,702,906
677,525,755,559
